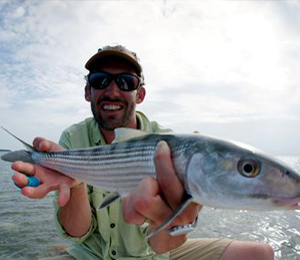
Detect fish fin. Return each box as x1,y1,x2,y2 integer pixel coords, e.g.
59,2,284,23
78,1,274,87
1,127,35,151
167,216,198,236
98,192,121,209
146,193,194,238
113,128,149,143
1,150,34,163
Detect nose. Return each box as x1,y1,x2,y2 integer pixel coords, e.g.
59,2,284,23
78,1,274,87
104,80,120,96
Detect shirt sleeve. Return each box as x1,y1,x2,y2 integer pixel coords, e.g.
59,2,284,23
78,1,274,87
58,129,73,149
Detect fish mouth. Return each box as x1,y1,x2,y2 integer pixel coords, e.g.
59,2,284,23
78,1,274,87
273,196,300,209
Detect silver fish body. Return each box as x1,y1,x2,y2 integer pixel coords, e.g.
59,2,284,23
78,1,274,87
3,131,300,211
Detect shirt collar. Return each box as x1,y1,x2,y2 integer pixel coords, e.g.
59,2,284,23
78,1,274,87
91,118,106,145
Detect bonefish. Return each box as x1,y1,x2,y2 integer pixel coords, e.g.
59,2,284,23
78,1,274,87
2,127,300,237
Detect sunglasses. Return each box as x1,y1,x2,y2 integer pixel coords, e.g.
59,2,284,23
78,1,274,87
87,71,143,91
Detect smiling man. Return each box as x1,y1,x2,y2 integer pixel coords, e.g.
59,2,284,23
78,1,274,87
85,48,146,143
12,45,274,260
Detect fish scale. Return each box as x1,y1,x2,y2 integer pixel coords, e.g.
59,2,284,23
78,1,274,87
2,128,300,211
31,139,161,195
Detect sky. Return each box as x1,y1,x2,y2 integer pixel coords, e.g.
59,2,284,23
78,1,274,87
0,0,299,156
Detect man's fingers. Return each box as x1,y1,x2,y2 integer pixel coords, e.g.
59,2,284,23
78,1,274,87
12,173,29,187
135,178,172,224
12,161,35,176
33,137,53,152
57,184,71,207
155,141,184,209
122,194,146,225
21,184,49,199
20,182,71,205
11,160,72,205
33,137,65,152
178,202,202,224
123,177,159,225
155,141,202,225
12,161,36,188
123,177,174,227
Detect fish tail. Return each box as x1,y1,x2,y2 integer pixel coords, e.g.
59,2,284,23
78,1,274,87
1,127,35,163
1,127,35,151
1,150,34,163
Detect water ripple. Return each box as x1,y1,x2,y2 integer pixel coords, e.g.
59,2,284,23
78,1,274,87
1,155,300,259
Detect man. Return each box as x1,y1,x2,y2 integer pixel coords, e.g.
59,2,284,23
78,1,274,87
12,45,274,260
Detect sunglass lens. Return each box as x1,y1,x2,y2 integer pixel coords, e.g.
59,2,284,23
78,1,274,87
89,73,111,89
117,74,140,91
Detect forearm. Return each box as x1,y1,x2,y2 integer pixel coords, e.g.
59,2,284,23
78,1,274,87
58,183,92,237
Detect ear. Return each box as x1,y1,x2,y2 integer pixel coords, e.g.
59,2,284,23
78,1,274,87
85,86,91,102
136,87,146,104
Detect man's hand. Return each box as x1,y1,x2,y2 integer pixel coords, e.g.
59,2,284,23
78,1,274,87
11,137,82,207
122,141,202,254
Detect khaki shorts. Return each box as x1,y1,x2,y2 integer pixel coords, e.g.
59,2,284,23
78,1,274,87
40,238,233,260
170,238,233,260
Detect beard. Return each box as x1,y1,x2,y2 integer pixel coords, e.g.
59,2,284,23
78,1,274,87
91,96,136,131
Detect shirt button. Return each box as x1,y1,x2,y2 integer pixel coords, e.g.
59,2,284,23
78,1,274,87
112,250,116,256
110,223,116,228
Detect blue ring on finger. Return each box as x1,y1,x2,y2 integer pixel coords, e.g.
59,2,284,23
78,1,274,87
27,176,40,187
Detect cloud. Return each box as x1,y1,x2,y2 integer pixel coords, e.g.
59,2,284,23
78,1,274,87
0,0,299,155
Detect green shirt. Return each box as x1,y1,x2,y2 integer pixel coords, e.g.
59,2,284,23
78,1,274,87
54,111,171,260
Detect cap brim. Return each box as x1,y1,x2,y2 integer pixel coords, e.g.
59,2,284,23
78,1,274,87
85,50,142,74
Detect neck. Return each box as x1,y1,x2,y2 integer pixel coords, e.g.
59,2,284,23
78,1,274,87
100,116,138,144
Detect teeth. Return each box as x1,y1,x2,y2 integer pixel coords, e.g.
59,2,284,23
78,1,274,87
103,105,121,110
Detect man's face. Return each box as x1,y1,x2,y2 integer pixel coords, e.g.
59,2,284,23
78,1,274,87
85,60,145,131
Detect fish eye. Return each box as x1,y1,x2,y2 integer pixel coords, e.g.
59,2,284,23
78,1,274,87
238,159,260,178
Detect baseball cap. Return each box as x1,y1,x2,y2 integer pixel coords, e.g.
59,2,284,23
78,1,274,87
85,45,143,76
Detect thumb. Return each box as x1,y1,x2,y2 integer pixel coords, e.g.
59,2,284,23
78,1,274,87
57,183,71,207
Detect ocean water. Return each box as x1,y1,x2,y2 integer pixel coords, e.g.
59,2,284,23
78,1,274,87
0,154,299,260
